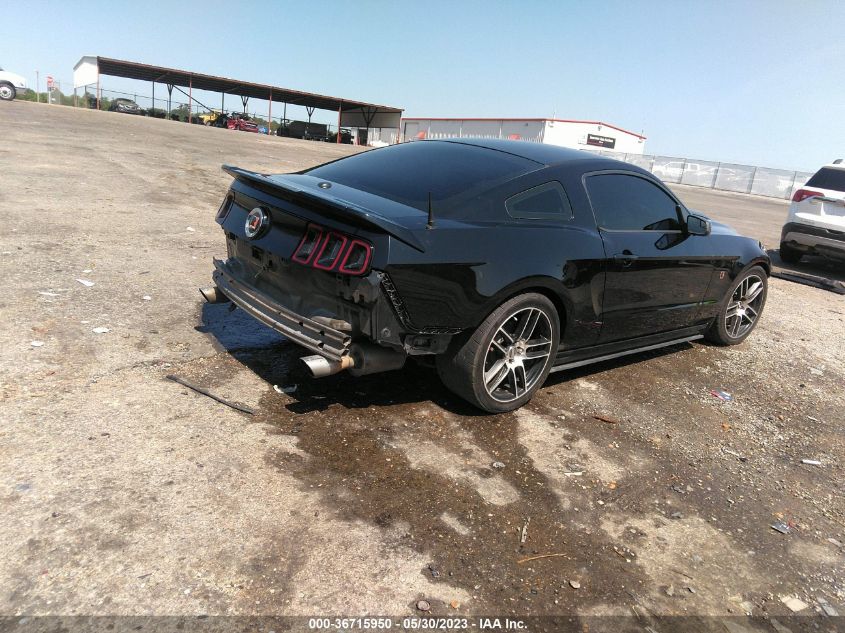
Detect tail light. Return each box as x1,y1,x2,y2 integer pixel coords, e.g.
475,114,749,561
291,224,373,275
792,189,821,203
216,192,234,220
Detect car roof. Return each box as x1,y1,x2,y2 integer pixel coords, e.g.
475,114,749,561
432,137,634,171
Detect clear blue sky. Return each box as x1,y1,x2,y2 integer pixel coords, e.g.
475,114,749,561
4,0,843,171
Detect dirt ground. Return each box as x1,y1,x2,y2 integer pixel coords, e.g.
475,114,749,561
0,101,843,630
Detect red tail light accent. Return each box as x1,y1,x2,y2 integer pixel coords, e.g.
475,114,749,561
291,224,373,275
338,239,373,274
292,225,324,264
792,189,821,203
313,232,348,270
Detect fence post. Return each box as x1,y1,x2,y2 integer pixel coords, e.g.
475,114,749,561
787,171,798,200
649,155,656,173
679,158,687,184
747,166,758,194
711,162,720,190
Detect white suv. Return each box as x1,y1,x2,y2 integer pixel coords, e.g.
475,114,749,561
780,161,845,264
0,67,28,101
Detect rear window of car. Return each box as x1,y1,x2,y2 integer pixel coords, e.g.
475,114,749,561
805,167,845,192
304,141,540,212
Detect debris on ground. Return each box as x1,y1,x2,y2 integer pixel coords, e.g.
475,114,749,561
427,564,440,579
491,461,505,469
670,512,683,519
665,585,675,597
710,389,733,402
817,597,839,617
30,341,44,347
38,291,60,297
76,279,95,287
520,518,530,544
165,374,255,415
415,600,431,611
186,226,196,232
569,580,581,589
800,459,822,466
780,596,808,612
771,521,791,534
517,553,567,564
142,295,152,301
449,600,460,609
593,414,620,424
771,270,845,295
92,327,110,334
273,384,298,395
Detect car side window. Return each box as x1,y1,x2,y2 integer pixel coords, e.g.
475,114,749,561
586,173,682,231
505,181,573,220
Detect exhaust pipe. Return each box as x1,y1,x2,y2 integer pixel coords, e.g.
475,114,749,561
301,343,406,379
199,286,230,304
301,354,355,378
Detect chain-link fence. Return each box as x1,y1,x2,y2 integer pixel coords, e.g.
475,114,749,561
587,150,814,201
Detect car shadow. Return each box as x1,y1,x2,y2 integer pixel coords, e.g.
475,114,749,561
767,248,845,283
199,303,706,416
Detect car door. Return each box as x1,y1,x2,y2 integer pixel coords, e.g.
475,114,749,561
584,171,715,343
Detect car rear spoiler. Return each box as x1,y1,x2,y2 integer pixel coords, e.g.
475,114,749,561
222,165,425,252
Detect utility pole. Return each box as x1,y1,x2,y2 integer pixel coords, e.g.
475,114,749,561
35,70,40,103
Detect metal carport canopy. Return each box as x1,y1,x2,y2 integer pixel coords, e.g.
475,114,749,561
94,57,403,128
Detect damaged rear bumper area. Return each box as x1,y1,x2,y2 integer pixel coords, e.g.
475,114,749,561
203,259,407,377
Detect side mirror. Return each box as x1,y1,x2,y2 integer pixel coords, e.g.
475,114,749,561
686,213,711,236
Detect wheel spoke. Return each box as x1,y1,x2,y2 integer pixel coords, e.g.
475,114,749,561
490,339,508,355
745,280,763,302
745,305,758,320
725,302,742,319
730,314,742,337
485,359,509,392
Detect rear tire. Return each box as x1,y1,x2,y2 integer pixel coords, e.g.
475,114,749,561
0,83,16,101
779,242,803,264
437,293,560,413
705,266,767,346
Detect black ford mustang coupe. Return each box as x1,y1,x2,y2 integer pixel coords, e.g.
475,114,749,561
203,139,769,412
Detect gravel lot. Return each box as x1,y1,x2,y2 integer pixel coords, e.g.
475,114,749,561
1,101,843,627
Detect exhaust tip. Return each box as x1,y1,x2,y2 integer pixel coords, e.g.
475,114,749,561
199,286,230,304
300,354,353,378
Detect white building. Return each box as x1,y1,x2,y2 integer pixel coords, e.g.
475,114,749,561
400,118,646,154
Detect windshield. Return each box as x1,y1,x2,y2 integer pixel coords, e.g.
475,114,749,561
304,141,540,212
806,167,845,192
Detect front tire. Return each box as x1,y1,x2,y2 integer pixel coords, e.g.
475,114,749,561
0,83,16,101
437,293,560,413
779,242,803,264
705,266,767,346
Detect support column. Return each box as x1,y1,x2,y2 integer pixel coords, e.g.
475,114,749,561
336,102,342,144
96,69,100,110
188,75,192,123
268,90,272,135
151,81,155,116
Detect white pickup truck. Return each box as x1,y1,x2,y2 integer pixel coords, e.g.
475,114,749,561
0,67,28,101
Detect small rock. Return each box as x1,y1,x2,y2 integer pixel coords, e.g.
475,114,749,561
92,327,110,334
687,586,696,594
665,585,675,597
569,580,581,589
491,461,505,469
142,295,152,301
76,279,95,287
30,340,44,347
449,600,460,609
780,596,808,612
670,512,683,519
186,227,196,232
427,564,440,578
739,600,754,614
416,600,430,612
273,384,298,394
801,459,821,466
